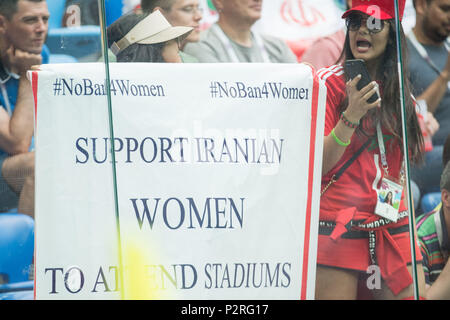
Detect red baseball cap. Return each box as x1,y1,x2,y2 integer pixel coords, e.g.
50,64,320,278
342,0,406,21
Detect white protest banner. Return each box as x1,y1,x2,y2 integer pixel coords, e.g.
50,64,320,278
31,63,326,300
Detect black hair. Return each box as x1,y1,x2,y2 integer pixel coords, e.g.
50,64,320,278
337,19,424,164
384,191,393,204
0,0,44,19
116,42,165,63
141,0,176,13
440,161,450,192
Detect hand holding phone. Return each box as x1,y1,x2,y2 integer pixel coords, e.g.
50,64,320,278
341,59,381,124
344,59,379,103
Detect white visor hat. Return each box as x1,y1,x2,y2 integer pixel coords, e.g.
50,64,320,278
111,10,193,55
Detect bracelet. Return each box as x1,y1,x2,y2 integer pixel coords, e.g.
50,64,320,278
331,128,351,147
340,112,359,129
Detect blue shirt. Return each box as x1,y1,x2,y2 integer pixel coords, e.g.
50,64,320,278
0,44,50,157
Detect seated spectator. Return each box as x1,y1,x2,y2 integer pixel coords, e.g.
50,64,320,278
107,10,193,63
408,0,450,196
183,0,297,63
0,0,51,218
417,161,450,299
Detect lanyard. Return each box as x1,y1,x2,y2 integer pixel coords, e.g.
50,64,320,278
377,121,406,184
407,31,450,91
212,24,271,63
0,83,12,116
0,68,19,117
376,122,389,175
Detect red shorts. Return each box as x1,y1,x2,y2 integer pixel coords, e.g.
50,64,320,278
317,219,423,295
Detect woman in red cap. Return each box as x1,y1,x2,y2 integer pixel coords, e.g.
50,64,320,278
316,0,427,299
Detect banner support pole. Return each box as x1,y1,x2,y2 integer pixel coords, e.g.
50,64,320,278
98,0,125,300
393,0,420,300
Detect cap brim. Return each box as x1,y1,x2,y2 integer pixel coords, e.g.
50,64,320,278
341,6,393,20
137,26,193,45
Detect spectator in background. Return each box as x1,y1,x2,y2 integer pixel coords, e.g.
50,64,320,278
417,160,450,299
141,0,203,51
413,105,440,214
183,0,297,63
408,0,450,197
107,10,193,63
0,0,50,217
301,0,352,69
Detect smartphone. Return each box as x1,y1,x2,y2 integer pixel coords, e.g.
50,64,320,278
344,59,379,104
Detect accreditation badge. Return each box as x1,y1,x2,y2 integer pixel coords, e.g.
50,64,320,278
374,177,403,222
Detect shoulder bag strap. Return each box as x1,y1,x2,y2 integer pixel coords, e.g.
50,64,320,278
321,135,373,196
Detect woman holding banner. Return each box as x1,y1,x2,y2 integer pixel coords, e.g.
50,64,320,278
316,0,426,300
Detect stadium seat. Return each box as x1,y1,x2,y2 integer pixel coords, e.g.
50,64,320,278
0,281,33,300
0,213,34,300
0,213,34,282
420,192,442,214
0,289,33,300
46,0,66,29
105,0,124,26
45,26,102,61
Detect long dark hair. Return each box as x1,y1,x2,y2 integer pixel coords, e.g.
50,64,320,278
337,20,424,164
116,42,166,63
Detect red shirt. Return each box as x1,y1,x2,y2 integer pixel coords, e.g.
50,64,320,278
318,65,406,222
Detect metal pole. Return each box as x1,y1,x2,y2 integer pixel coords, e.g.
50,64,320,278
393,0,419,300
98,0,125,300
